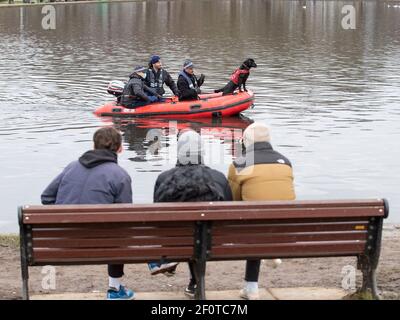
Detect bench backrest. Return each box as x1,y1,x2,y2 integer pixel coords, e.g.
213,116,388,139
19,199,388,266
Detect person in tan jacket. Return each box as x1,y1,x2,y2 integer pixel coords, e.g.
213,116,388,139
228,122,296,300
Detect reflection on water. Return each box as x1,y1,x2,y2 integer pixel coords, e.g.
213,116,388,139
0,0,400,231
111,115,253,163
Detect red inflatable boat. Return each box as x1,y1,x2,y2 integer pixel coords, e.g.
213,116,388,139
94,91,255,119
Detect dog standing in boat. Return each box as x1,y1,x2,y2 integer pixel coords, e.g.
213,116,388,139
215,58,257,95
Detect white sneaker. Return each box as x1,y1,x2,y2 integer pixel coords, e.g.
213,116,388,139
239,288,260,300
149,262,179,276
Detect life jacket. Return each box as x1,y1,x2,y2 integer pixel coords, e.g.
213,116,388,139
147,68,164,89
179,70,198,90
230,68,250,85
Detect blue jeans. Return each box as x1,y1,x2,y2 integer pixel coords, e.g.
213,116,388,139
129,95,164,108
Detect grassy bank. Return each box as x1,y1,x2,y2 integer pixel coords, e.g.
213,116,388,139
0,234,19,249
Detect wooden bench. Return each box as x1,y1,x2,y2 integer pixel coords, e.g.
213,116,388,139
19,199,389,300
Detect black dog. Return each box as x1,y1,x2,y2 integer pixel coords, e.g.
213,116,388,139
215,58,257,95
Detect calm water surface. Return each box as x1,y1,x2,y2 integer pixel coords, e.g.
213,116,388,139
1,0,400,232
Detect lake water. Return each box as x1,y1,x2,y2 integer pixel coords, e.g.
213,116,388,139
1,0,399,232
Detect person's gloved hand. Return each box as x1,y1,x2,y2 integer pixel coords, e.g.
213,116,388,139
197,74,205,87
196,87,201,94
147,95,157,102
156,94,163,100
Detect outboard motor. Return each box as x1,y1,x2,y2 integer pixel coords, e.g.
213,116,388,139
107,80,126,104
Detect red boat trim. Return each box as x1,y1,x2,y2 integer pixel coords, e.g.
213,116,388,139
99,97,254,117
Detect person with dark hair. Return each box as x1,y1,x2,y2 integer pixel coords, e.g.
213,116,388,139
145,55,179,97
177,60,205,101
151,129,232,297
41,126,135,300
120,66,163,109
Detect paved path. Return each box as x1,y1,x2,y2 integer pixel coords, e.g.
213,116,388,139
31,287,348,300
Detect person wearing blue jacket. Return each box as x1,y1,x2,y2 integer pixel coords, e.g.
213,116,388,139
41,126,135,300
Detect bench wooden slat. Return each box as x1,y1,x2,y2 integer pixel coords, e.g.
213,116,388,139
28,256,192,266
211,241,367,259
32,246,193,263
31,221,194,228
32,226,194,238
22,199,385,213
212,216,370,225
33,236,194,248
22,207,384,224
213,231,367,245
213,221,370,234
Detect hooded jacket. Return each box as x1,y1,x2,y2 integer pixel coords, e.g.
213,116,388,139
154,162,232,203
154,129,232,203
41,149,132,205
120,73,158,106
228,141,295,201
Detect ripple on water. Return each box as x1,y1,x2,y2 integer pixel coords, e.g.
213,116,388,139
0,0,400,232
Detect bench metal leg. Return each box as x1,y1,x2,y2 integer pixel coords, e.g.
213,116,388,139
361,265,380,300
19,206,30,300
369,269,380,300
193,221,211,300
356,216,384,300
21,258,30,300
358,255,380,300
193,260,206,300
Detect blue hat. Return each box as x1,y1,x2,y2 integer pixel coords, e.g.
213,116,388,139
134,66,146,73
183,59,194,69
150,55,161,65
